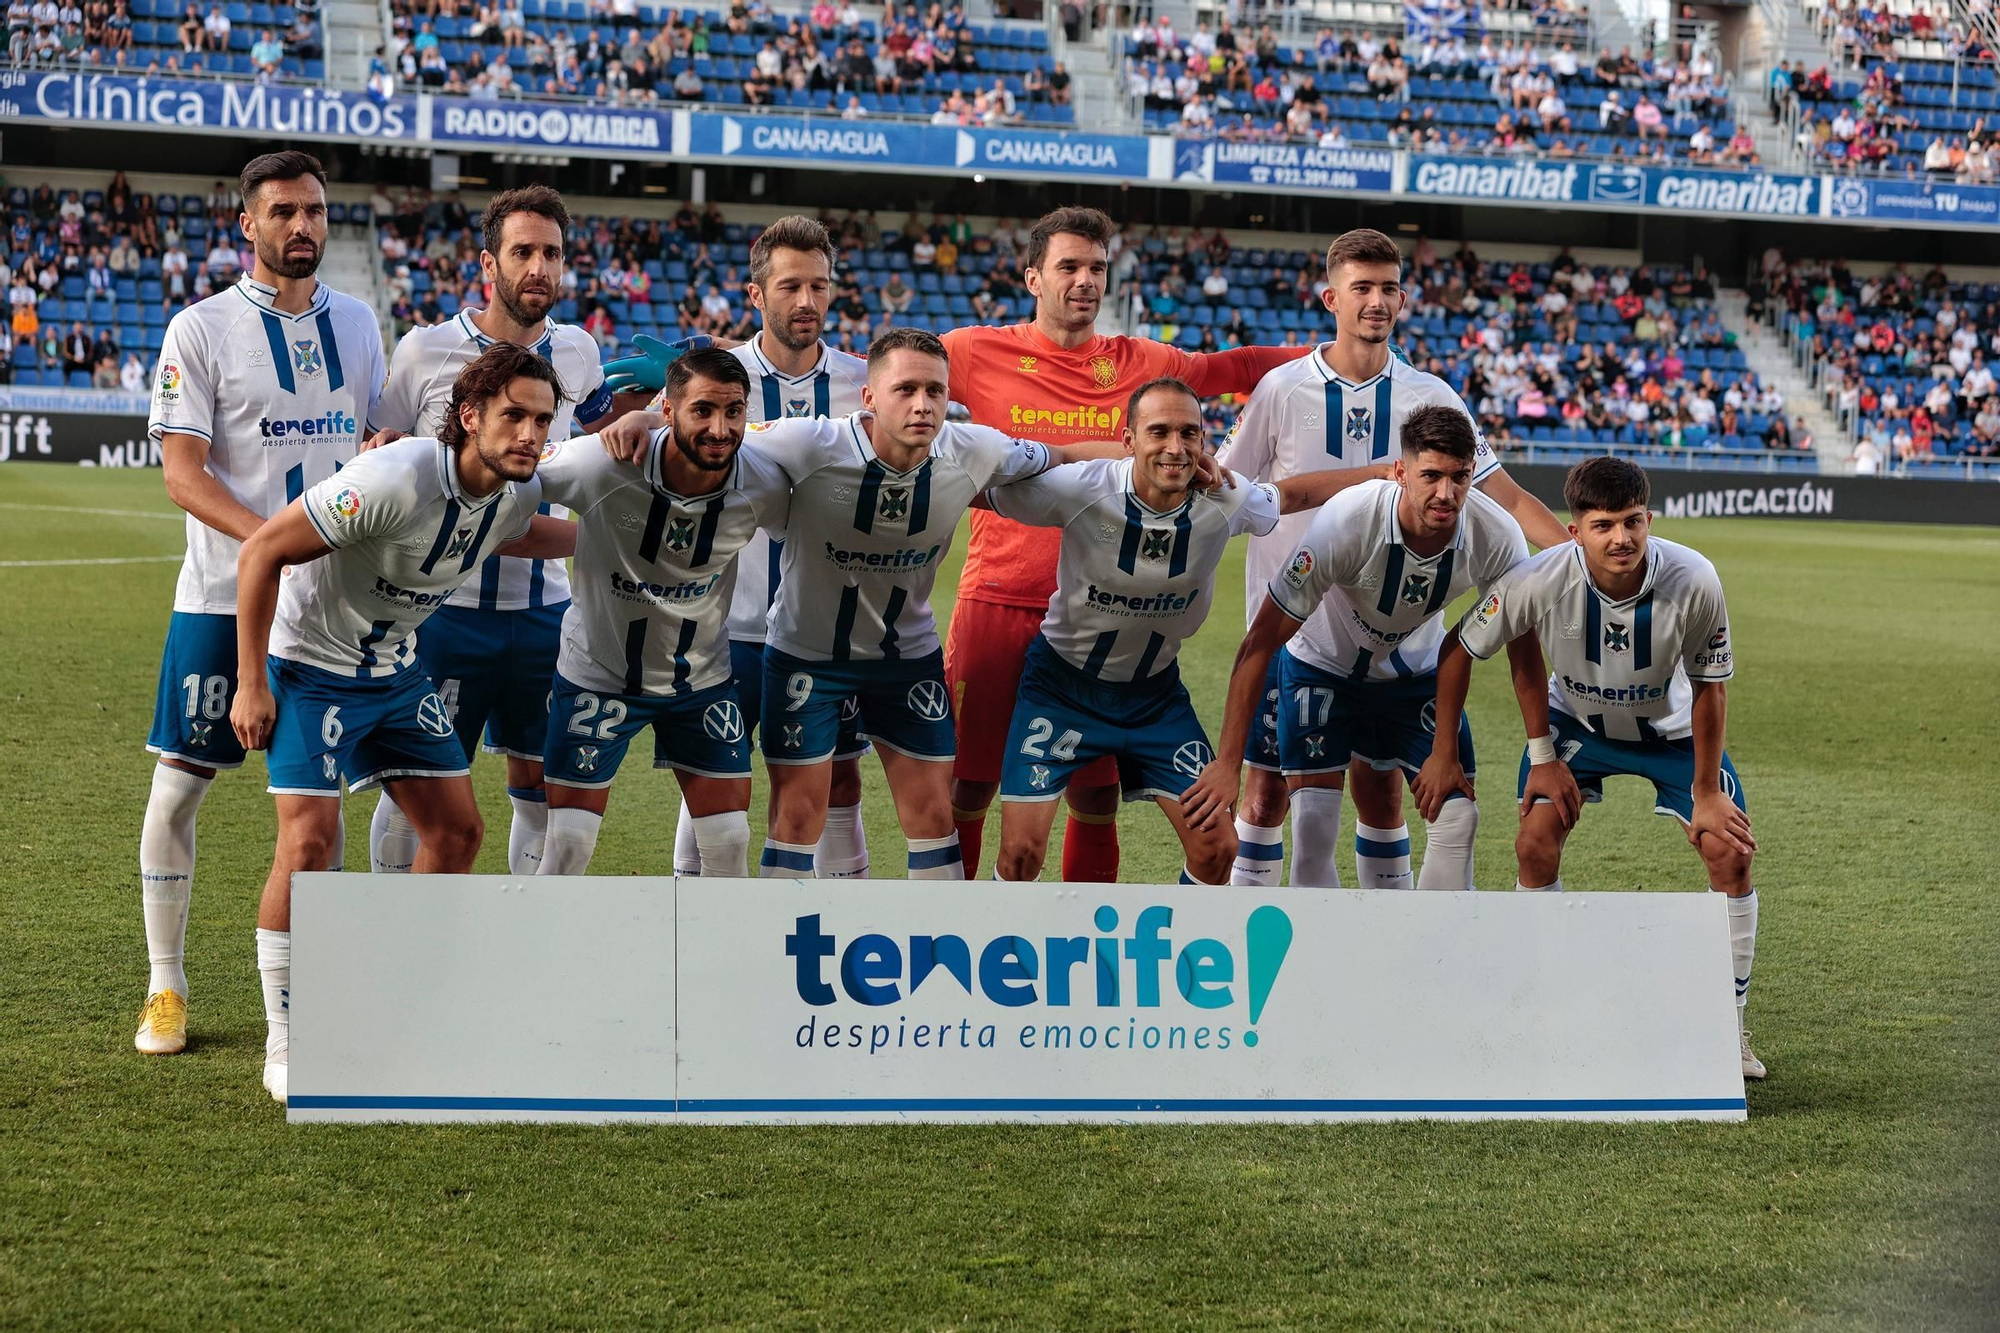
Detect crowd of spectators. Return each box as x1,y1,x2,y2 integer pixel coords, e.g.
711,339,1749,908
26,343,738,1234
1781,55,2000,179
1809,1,1991,66
0,173,246,388
1127,9,1740,164
1763,247,2000,468
6,0,324,80
376,0,1070,124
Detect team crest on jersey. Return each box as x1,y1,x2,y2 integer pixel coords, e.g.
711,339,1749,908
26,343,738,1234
781,724,803,749
1304,734,1325,759
702,700,745,743
189,722,212,747
322,754,337,781
574,745,599,773
1029,763,1051,790
442,526,476,561
1172,740,1214,778
1139,529,1171,561
156,360,182,403
1089,356,1117,389
291,339,324,378
1400,573,1432,606
1604,622,1631,654
665,517,697,553
1345,406,1374,444
878,487,911,521
785,398,810,417
1283,548,1314,587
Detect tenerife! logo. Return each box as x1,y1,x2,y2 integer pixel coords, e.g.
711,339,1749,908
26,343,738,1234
788,904,1294,1054
260,411,358,440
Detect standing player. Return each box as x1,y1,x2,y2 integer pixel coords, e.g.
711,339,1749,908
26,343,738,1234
230,345,574,1103
1184,406,1532,891
660,217,876,881
134,151,382,1058
533,350,788,878
1217,227,1569,892
941,206,1315,882
364,185,615,881
1417,456,1764,1077
988,379,1367,884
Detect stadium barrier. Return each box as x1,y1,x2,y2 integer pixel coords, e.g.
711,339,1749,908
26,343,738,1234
1506,463,2000,525
287,874,1747,1125
0,388,153,466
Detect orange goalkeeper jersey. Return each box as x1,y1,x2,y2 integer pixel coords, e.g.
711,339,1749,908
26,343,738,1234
943,323,1311,609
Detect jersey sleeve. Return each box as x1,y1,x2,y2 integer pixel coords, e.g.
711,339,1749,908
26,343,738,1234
301,449,400,550
532,433,622,513
1215,375,1280,480
1470,428,1501,484
359,315,388,436
737,448,793,535
147,313,214,442
960,422,1054,490
1228,478,1282,538
504,476,544,543
370,325,428,435
743,417,832,481
1181,343,1314,397
1471,503,1531,595
1458,559,1547,660
1264,502,1346,622
1681,567,1734,683
984,461,1083,528
571,350,615,428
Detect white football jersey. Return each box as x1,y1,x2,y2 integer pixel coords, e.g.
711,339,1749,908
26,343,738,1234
373,309,609,612
1458,536,1732,742
756,413,1053,662
277,438,542,677
534,429,790,696
1269,479,1528,681
1218,345,1498,629
148,278,384,615
724,337,868,644
989,458,1279,682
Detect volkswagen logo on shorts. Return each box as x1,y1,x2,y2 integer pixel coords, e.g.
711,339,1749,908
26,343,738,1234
703,700,745,743
907,679,950,721
416,693,455,737
1420,699,1438,735
1172,740,1214,778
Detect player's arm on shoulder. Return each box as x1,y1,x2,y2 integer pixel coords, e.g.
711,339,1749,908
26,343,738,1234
1227,477,1283,536
981,462,1072,525
596,409,669,463
1179,342,1313,397
1182,592,1307,830
569,356,623,431
230,499,333,752
1475,465,1569,550
532,433,615,512
1273,463,1388,514
496,514,577,560
1214,378,1278,481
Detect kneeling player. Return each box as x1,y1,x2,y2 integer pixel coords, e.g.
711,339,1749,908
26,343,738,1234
991,379,1365,884
532,349,788,877
1185,405,1530,889
1421,455,1764,1078
230,345,573,1103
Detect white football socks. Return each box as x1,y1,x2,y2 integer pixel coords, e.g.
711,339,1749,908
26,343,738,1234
1355,821,1414,891
1515,878,1564,892
760,838,816,877
539,807,603,875
327,804,346,873
816,802,870,878
906,833,963,880
1287,787,1344,888
1416,799,1478,890
139,764,208,997
671,801,701,875
1726,889,1758,1009
692,810,751,877
369,793,418,873
506,787,548,876
255,927,290,1059
1229,818,1285,887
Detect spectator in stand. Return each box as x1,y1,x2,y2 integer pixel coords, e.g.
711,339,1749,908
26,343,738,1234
251,27,283,78
1632,93,1664,140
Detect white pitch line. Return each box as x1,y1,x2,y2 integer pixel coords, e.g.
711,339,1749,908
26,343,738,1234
0,555,182,567
0,502,183,521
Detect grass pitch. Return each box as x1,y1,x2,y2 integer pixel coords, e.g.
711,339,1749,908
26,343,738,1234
1,463,1995,1330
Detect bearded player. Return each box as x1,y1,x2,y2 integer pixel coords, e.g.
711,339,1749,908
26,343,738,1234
941,206,1313,881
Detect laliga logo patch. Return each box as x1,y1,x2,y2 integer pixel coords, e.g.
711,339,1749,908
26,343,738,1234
156,360,182,402
747,420,776,432
1283,548,1314,588
1472,591,1500,627
540,439,562,462
326,487,363,524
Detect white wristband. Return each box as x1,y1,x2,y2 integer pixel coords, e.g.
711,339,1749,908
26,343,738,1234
1526,735,1557,765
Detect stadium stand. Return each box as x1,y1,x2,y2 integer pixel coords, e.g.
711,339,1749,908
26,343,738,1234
1764,248,2000,476
7,0,329,81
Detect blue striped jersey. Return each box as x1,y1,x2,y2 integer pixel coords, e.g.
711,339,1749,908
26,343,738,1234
755,413,1054,663
988,457,1279,682
147,277,383,615
533,428,790,696
722,337,868,644
1270,480,1528,682
1458,537,1733,742
1218,345,1498,630
373,309,608,612
277,438,542,677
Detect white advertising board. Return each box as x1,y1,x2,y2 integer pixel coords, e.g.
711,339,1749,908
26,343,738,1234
289,876,1745,1124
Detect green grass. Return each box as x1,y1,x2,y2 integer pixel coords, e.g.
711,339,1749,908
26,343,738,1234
1,463,1995,1330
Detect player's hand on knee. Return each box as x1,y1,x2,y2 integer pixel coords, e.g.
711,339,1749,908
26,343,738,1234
231,684,276,752
1520,759,1581,828
596,411,667,464
361,428,406,452
1689,791,1755,855
1411,751,1474,824
1179,759,1237,833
